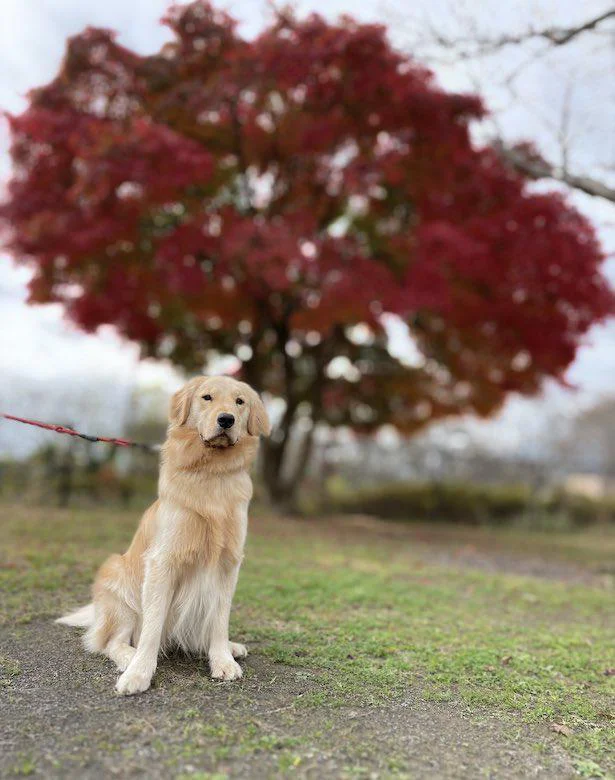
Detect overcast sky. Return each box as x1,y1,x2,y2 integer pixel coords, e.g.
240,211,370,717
1,0,614,456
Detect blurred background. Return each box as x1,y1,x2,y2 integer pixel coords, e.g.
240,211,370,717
1,0,614,528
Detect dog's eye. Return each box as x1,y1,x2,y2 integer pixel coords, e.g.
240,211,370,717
202,394,212,401
236,398,244,405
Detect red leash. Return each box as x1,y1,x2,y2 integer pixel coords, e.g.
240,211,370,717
1,413,160,452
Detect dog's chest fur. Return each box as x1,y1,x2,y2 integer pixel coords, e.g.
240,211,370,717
156,470,251,653
164,561,227,653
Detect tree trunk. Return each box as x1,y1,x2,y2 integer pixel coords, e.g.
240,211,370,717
242,317,325,512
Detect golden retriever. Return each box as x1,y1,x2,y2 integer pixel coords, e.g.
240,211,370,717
57,375,270,695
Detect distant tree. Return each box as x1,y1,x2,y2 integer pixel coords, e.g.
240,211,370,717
1,2,613,506
567,398,615,478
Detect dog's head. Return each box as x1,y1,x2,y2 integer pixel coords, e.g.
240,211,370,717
169,375,270,449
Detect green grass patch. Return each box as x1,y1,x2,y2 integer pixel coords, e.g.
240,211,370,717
236,532,613,745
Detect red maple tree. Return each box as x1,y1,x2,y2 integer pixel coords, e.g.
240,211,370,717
1,2,613,504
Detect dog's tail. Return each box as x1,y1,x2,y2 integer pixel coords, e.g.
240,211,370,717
56,603,94,628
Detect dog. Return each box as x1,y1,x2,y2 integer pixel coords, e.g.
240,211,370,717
57,375,270,695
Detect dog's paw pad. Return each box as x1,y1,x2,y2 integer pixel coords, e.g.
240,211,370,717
115,668,152,696
229,641,248,659
210,655,243,681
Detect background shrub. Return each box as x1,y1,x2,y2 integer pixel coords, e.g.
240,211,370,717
329,480,615,527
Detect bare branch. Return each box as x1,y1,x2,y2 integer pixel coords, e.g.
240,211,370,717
426,9,615,58
537,9,615,46
495,142,615,203
388,0,615,205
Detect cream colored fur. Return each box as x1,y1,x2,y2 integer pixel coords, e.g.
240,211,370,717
57,375,270,696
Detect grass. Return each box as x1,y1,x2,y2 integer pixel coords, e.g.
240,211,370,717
1,502,614,777
238,523,614,764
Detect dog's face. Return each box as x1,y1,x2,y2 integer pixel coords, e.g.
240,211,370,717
169,375,270,448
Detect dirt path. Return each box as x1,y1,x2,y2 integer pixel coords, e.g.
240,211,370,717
2,620,574,779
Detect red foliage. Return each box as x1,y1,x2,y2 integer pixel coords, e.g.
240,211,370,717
1,2,613,437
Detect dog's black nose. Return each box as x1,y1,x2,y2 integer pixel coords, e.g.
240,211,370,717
217,413,235,429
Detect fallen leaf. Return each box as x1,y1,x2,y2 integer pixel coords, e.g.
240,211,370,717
550,723,573,737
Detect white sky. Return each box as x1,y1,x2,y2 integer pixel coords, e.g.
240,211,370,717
0,0,614,457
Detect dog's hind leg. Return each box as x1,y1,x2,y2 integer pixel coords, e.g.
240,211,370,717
229,641,248,659
84,591,137,668
106,617,137,672
85,554,139,671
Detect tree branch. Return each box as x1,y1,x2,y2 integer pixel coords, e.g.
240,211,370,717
228,98,255,215
495,142,615,203
426,9,615,57
534,9,615,46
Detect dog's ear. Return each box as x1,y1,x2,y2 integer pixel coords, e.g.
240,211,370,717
169,378,202,427
247,392,271,437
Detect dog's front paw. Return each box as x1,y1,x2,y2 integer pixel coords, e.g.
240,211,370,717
115,665,154,696
210,653,243,681
229,641,248,659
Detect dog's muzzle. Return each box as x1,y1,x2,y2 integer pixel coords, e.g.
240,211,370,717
199,431,235,449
